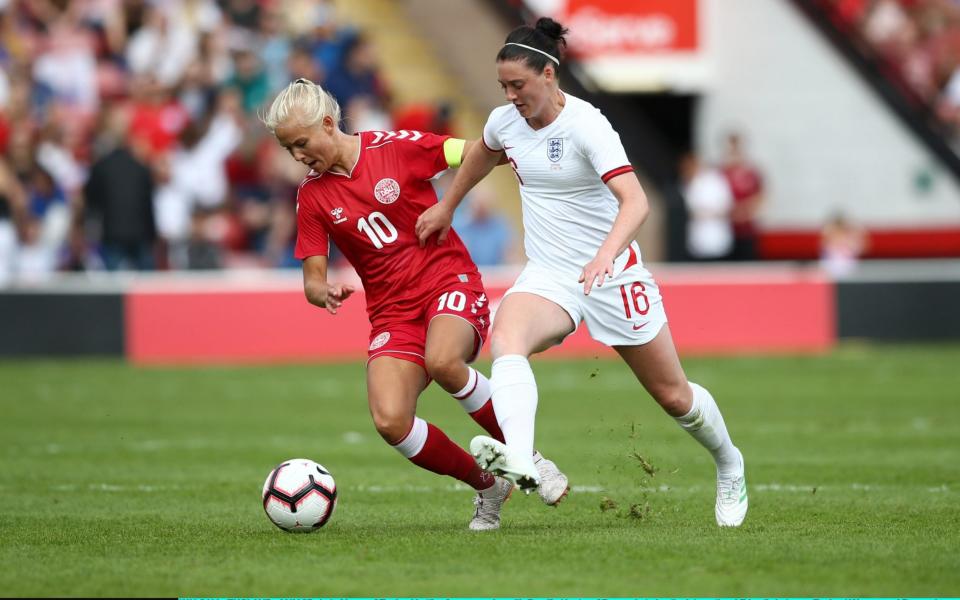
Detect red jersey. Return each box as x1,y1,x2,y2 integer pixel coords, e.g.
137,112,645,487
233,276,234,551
294,130,482,321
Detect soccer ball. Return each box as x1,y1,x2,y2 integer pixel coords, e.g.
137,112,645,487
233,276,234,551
262,458,338,532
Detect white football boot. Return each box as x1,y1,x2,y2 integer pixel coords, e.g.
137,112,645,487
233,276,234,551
715,447,748,527
469,476,514,531
533,451,569,506
470,435,540,492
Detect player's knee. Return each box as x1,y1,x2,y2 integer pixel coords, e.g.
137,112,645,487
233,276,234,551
424,352,463,389
650,380,692,417
489,327,525,358
370,409,413,445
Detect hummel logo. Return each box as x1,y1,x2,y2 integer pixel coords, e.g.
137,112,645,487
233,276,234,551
470,293,488,314
330,207,347,224
370,130,424,144
632,322,649,331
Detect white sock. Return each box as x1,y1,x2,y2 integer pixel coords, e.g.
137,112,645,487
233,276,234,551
390,417,428,458
452,367,490,413
490,354,538,459
675,382,739,474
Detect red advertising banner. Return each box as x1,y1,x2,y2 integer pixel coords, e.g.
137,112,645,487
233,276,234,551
560,0,699,58
126,269,834,365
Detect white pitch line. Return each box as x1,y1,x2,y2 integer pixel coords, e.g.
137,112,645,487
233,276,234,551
21,481,951,495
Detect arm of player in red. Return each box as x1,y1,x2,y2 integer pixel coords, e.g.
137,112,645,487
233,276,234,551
416,138,504,247
302,255,356,315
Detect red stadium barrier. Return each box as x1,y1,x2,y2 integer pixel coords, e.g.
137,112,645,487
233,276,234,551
759,227,960,260
126,267,834,364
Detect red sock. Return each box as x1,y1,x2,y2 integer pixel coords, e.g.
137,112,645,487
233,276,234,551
469,399,505,443
409,423,494,490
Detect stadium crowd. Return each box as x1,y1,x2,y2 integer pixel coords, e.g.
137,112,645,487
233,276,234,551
1,0,891,285
0,0,485,283
820,0,960,142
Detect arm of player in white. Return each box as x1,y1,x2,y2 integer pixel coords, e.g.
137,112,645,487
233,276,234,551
303,255,355,315
415,139,503,247
579,172,650,295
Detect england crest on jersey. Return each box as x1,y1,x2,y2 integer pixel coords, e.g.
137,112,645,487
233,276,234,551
547,138,564,162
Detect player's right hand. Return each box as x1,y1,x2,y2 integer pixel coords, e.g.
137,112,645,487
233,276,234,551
325,283,355,315
415,203,453,247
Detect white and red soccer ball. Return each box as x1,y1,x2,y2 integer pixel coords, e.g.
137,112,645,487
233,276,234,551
262,458,337,532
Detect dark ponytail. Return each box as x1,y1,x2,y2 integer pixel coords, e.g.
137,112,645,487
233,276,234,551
496,17,569,74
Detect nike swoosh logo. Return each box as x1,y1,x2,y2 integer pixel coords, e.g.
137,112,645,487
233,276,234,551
632,322,649,331
503,145,514,150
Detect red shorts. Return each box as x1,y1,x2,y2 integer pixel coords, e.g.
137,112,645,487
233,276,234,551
366,279,490,371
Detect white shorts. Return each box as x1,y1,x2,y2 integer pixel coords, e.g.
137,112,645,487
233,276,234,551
502,242,668,347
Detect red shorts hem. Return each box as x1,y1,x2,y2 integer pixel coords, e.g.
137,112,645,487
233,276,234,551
366,350,426,370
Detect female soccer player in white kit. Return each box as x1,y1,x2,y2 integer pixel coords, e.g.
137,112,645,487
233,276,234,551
416,18,748,527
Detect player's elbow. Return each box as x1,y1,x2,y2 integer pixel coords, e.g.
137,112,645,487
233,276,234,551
628,196,650,226
638,202,650,224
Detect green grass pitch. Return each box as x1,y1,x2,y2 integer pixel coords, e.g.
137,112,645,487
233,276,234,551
1,345,958,597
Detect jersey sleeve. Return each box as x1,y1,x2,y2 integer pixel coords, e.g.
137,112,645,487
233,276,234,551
293,185,330,260
578,108,633,184
481,106,507,152
395,131,453,180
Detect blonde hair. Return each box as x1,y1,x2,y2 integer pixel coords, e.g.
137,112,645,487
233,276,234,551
260,78,342,133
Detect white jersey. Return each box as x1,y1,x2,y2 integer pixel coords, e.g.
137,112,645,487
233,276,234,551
483,92,635,276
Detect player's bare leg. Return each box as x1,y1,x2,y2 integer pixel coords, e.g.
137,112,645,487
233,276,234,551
367,356,426,445
614,324,748,527
425,314,505,441
476,293,575,493
424,314,479,393
367,356,492,490
367,355,511,529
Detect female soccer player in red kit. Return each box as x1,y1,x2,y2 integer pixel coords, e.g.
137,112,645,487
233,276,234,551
261,79,568,530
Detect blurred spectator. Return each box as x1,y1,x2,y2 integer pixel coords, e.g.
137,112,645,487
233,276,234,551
127,74,190,156
344,95,391,134
720,131,765,261
255,138,308,268
0,157,27,285
680,152,734,261
0,0,397,274
287,41,325,86
166,0,223,35
819,0,960,142
154,89,243,268
126,4,199,88
393,101,454,136
228,43,270,114
325,33,388,110
304,0,354,74
820,212,870,277
452,183,515,267
31,3,100,116
937,61,960,135
23,164,70,276
257,6,293,93
223,0,260,30
35,121,86,199
178,59,218,123
83,105,156,270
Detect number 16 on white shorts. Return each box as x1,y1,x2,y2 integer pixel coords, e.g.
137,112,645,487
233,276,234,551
504,255,667,347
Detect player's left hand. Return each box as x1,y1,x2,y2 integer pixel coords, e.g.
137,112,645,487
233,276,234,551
325,283,356,315
415,203,454,247
579,255,615,296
